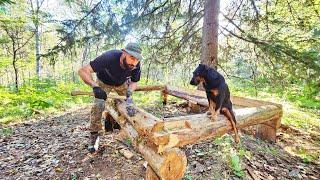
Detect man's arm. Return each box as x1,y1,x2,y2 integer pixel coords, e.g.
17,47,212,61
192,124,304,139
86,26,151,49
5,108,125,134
125,81,138,116
78,64,99,88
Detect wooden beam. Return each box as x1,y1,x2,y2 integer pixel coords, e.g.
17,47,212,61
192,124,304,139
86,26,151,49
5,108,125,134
164,85,282,108
120,121,187,179
106,100,187,180
114,99,163,136
136,85,165,92
164,86,208,106
151,105,282,153
146,165,160,180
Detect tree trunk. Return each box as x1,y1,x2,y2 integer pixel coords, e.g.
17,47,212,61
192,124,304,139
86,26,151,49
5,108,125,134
35,25,41,77
200,0,220,69
12,52,18,91
82,43,89,66
35,0,41,77
146,60,152,84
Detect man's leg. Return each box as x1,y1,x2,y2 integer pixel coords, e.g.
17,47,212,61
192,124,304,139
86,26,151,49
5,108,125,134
87,80,112,153
98,81,119,132
88,98,105,153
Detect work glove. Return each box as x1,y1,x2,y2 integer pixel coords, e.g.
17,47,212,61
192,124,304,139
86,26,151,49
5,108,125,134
126,89,136,116
93,86,107,100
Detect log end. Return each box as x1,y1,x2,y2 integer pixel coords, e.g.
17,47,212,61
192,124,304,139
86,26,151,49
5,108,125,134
159,148,187,180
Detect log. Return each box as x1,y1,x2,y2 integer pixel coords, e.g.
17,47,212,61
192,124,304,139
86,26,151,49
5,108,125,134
187,100,202,113
105,103,187,179
104,100,126,125
114,99,163,136
146,165,160,180
71,91,126,100
136,85,165,92
161,89,168,105
151,105,282,153
256,117,281,142
117,119,187,180
164,85,282,108
164,86,208,106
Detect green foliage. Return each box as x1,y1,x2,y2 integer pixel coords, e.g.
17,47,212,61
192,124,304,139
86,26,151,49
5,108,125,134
0,0,14,6
229,81,320,135
0,78,91,124
183,175,193,180
214,136,246,178
295,147,317,163
230,154,245,177
124,138,132,146
0,127,12,137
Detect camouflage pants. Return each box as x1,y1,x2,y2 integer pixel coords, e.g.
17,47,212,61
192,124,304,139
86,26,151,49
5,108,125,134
90,80,127,132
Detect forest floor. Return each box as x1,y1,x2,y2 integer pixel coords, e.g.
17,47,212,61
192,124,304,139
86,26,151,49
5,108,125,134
0,102,319,180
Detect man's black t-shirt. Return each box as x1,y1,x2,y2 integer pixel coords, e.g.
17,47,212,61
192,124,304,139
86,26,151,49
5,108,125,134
89,50,141,86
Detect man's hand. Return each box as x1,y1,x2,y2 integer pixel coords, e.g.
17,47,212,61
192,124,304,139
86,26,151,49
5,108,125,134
93,87,107,100
126,89,136,116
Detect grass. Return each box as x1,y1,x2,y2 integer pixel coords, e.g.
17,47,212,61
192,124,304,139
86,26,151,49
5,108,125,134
229,84,320,133
0,127,13,138
0,78,91,124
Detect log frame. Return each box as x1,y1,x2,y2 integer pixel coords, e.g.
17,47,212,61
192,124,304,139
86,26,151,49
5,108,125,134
101,85,282,179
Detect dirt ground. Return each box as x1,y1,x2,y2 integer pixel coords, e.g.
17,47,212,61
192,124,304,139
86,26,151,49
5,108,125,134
0,103,319,179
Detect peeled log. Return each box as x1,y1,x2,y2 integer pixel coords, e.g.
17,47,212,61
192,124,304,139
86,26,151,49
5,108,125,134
164,85,282,109
146,165,160,180
136,85,165,92
151,105,282,153
164,86,208,106
121,122,187,180
114,99,163,136
105,102,187,180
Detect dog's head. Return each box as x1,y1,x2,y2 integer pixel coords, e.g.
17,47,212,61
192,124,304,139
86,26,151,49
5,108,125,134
190,64,208,86
190,64,218,86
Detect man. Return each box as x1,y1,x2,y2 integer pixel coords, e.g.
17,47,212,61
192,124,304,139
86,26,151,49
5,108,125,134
78,43,142,153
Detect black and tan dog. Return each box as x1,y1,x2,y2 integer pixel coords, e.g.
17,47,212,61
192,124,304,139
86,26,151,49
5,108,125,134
190,64,240,143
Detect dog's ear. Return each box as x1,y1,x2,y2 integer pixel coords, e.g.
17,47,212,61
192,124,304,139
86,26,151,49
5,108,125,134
199,64,209,72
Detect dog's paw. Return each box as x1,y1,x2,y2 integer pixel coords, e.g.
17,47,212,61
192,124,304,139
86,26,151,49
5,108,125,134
210,114,218,121
234,135,240,143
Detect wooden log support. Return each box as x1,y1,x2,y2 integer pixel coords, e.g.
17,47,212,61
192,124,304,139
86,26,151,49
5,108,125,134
256,116,281,142
187,100,202,113
136,85,165,92
109,113,187,179
101,85,283,179
164,86,208,106
113,99,163,136
151,105,282,153
146,165,160,180
164,85,282,109
105,102,187,180
161,89,168,105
